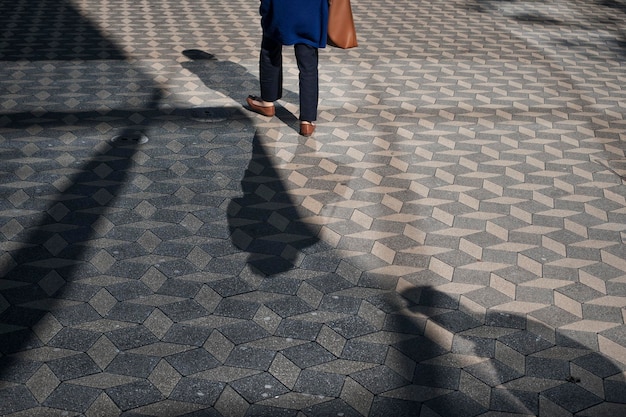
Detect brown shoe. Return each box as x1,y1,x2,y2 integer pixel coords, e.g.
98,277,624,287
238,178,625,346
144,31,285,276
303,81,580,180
246,95,275,117
299,121,315,137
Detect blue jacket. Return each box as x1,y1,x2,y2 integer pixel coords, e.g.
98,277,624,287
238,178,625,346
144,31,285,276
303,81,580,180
260,0,329,48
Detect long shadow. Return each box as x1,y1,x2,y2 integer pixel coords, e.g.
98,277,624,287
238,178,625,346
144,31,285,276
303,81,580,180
0,120,144,410
0,0,168,410
227,132,320,276
374,284,626,416
0,0,125,61
181,49,322,276
0,2,334,415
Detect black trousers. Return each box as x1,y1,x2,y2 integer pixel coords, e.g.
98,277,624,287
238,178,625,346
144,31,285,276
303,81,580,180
259,36,319,122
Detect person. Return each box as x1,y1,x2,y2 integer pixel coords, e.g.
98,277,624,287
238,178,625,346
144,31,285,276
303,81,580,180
246,0,329,137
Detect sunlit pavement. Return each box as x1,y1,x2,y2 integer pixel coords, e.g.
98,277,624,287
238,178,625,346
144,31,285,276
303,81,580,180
1,0,626,416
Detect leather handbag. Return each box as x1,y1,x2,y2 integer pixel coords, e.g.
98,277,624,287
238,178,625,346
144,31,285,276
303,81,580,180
327,0,358,49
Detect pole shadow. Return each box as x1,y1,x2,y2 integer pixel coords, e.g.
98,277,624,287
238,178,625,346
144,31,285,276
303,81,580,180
0,102,260,414
0,121,142,388
0,0,126,61
0,0,165,381
370,284,626,416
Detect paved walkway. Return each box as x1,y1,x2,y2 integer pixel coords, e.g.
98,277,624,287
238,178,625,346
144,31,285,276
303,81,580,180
1,0,626,416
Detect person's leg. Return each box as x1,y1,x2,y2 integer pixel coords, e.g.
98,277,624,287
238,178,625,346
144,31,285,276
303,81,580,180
294,43,319,122
259,36,283,102
248,36,282,116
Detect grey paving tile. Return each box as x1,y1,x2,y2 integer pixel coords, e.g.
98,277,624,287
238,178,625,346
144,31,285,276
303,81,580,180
358,273,400,291
484,311,526,330
0,357,42,383
219,321,270,345
106,281,153,302
179,407,224,417
0,385,39,415
166,348,220,376
573,353,626,378
162,324,213,347
208,278,255,298
292,369,344,397
465,287,512,309
515,286,554,305
529,306,581,329
318,295,362,314
275,319,323,341
497,331,553,356
158,300,209,322
582,304,624,323
369,397,422,417
558,283,604,303
368,292,412,314
304,273,354,294
341,340,388,364
413,363,461,390
214,298,261,320
542,383,603,413
265,296,314,318
433,310,483,334
42,383,101,413
554,337,598,359
297,254,342,273
465,359,523,387
490,388,538,415
282,342,336,369
105,353,159,378
351,365,409,395
604,380,626,404
106,380,164,411
231,372,289,403
106,302,155,324
47,353,101,381
599,325,626,348
224,346,276,371
382,313,426,334
58,282,100,302
106,326,159,351
526,356,571,381
425,391,487,417
328,316,377,339
394,335,449,363
51,303,101,326
169,379,226,406
156,279,203,298
259,277,302,296
301,399,363,417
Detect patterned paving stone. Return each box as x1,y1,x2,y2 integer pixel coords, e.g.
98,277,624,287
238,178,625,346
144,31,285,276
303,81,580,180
1,0,626,415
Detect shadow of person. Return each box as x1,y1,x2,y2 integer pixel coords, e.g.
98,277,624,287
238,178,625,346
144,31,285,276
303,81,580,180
379,284,626,416
227,132,320,276
181,49,300,131
179,50,322,276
